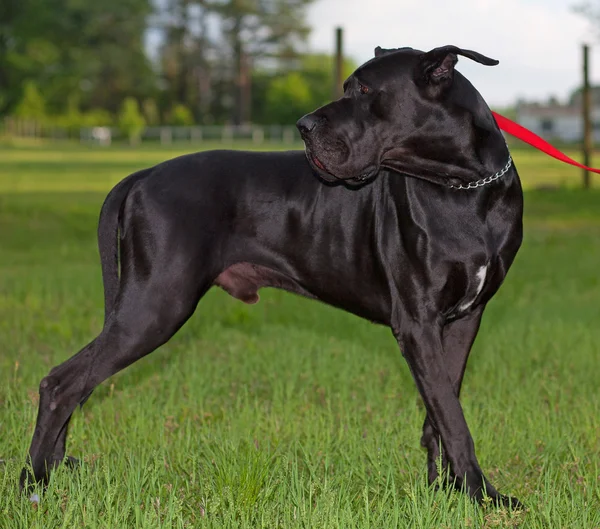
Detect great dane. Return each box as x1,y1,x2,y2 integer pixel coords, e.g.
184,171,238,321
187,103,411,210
21,45,523,507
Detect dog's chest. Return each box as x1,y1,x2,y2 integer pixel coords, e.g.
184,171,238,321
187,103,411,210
458,265,487,312
440,264,489,320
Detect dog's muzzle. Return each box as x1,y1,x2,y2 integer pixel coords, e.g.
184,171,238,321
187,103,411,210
296,114,324,136
297,114,379,185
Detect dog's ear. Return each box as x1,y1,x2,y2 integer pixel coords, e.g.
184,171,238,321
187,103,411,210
420,45,498,84
375,46,395,57
374,46,414,58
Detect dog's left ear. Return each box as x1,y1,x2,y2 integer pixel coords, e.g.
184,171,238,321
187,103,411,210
374,46,413,58
420,45,498,84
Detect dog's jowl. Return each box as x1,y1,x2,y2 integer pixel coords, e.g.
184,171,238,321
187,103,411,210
21,45,523,508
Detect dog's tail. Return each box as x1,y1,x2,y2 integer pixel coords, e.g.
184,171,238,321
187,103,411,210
97,169,149,324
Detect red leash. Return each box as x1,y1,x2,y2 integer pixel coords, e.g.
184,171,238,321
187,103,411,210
492,111,600,175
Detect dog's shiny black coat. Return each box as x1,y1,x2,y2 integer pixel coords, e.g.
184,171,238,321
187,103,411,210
22,46,523,507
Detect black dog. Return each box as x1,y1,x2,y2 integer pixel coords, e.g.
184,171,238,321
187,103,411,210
21,45,523,507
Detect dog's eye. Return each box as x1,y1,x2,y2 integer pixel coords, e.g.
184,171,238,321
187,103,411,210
359,84,370,95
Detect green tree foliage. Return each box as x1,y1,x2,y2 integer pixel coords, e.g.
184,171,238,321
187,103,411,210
252,53,358,124
202,0,316,124
265,72,312,125
0,0,361,127
118,97,146,144
73,0,157,113
54,95,113,131
1,0,155,117
13,81,46,120
168,104,195,126
80,109,114,127
301,54,357,106
0,0,53,113
142,99,160,126
154,0,212,123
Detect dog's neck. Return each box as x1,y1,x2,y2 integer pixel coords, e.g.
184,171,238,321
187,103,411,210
448,151,512,190
381,79,511,190
380,132,511,190
450,74,511,184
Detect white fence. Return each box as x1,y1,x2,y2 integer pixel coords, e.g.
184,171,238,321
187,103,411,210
1,118,303,146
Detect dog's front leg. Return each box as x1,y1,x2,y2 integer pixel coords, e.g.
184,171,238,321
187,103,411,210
393,318,521,508
420,307,484,486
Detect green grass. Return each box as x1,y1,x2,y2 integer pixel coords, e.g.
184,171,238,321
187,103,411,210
1,143,600,527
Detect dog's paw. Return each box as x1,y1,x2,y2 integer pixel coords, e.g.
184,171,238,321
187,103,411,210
492,493,525,511
19,455,80,495
459,472,524,511
48,454,80,471
477,487,525,511
19,466,36,494
62,455,80,469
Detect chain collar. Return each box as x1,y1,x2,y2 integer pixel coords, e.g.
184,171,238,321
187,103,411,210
449,154,513,190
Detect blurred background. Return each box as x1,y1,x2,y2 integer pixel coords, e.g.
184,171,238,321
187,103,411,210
1,0,600,158
1,0,353,144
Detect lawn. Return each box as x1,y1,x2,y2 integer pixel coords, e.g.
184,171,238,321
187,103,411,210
0,142,599,528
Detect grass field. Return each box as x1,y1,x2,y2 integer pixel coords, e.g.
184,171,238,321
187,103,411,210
0,142,599,528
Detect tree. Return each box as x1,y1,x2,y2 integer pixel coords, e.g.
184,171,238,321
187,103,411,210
13,81,46,120
207,0,317,125
1,0,360,128
168,103,195,125
300,53,358,107
573,1,600,31
68,0,157,113
142,98,160,126
0,0,56,114
252,53,358,125
265,72,312,125
154,0,212,122
0,0,156,117
118,98,146,144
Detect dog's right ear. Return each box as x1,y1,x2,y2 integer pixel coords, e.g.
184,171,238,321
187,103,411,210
419,45,499,85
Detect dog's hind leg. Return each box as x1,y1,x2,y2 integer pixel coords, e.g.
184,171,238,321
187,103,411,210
420,307,484,486
20,244,211,491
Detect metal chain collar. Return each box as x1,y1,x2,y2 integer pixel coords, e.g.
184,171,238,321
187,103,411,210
449,154,513,190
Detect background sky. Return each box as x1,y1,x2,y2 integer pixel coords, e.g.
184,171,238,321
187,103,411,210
305,0,600,107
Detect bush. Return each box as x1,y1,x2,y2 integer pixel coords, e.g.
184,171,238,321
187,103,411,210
118,97,146,144
168,104,194,126
265,72,312,125
142,98,160,126
13,81,46,121
80,108,113,127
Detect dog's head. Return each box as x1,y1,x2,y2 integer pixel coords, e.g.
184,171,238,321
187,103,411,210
297,45,503,188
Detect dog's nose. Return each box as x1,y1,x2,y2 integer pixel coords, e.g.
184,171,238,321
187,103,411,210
296,114,322,134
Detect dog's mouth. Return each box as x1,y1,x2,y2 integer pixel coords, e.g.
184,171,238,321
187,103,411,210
312,154,326,172
304,148,337,182
305,148,379,185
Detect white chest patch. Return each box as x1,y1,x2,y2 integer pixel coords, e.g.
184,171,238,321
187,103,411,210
458,265,487,312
